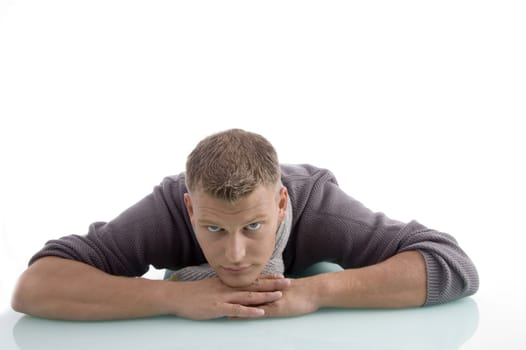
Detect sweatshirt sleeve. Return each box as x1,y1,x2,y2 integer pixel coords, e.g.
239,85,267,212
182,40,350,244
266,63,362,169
286,166,479,305
28,175,204,277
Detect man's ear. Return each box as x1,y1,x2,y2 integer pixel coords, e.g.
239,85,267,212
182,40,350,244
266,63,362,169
278,187,288,221
183,193,194,218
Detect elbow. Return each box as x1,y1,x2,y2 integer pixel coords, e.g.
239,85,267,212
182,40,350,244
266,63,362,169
11,273,32,314
454,253,480,300
464,261,480,297
422,250,480,305
11,262,47,316
11,293,25,314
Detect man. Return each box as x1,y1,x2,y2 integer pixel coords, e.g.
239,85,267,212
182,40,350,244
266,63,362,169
11,129,479,320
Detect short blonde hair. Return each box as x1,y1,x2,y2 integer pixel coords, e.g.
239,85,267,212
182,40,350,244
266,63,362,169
185,129,280,201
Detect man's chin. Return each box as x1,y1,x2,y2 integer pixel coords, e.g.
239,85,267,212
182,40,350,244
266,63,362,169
217,273,259,288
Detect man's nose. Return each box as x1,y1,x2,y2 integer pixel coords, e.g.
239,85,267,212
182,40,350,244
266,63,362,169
225,232,246,264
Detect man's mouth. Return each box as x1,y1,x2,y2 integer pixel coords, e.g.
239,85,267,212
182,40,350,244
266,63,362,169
222,265,251,273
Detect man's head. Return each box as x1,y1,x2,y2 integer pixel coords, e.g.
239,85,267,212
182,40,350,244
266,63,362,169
185,128,281,200
183,129,288,287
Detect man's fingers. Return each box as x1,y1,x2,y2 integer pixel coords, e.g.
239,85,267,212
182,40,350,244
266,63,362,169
232,290,283,306
228,301,280,320
256,301,279,318
258,274,285,280
222,303,265,319
220,290,282,319
244,277,291,292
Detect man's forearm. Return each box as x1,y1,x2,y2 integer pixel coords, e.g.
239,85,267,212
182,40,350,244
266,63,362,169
316,250,427,308
12,256,290,321
11,257,170,320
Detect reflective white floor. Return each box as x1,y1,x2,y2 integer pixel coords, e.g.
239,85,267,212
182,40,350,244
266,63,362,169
1,298,479,350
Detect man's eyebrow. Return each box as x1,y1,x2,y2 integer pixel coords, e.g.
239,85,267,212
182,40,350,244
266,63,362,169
196,218,221,225
196,214,269,226
244,214,268,224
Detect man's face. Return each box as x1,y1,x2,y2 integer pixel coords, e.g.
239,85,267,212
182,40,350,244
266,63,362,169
184,184,288,287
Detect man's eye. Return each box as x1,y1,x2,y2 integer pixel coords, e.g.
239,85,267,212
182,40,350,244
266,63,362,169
207,226,222,232
245,223,261,231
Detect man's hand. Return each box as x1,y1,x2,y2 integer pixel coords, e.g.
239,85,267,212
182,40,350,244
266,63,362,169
228,276,322,320
169,275,291,320
249,276,320,318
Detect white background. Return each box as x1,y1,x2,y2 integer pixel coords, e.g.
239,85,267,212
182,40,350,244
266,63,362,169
1,1,525,348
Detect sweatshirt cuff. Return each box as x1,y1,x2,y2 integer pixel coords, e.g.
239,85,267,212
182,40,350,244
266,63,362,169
420,250,444,306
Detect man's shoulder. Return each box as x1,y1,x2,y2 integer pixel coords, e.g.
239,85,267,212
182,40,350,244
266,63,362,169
280,164,339,210
160,172,187,188
280,163,337,183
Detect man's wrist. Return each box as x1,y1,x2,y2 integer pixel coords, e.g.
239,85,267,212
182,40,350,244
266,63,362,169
138,278,180,316
300,273,337,310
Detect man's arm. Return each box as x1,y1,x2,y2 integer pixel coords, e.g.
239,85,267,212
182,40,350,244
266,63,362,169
281,165,479,306
259,250,426,318
321,250,426,308
11,256,289,320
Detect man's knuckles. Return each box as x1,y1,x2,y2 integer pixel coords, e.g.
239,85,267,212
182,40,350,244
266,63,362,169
248,278,291,292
